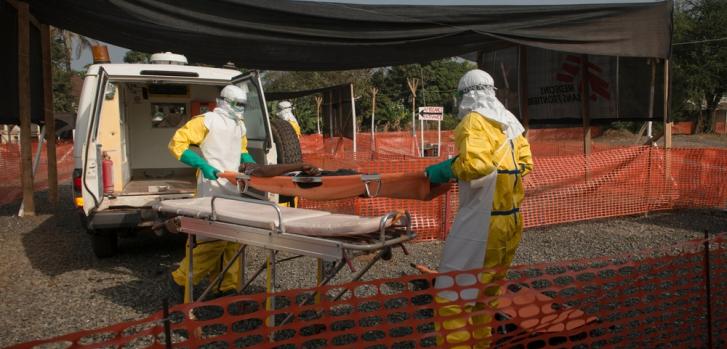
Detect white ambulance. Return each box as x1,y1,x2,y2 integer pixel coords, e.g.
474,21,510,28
73,53,301,257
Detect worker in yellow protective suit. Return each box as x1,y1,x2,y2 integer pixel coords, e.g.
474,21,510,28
167,84,255,302
425,69,533,348
277,100,302,137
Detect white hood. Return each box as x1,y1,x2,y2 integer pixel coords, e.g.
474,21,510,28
458,88,524,141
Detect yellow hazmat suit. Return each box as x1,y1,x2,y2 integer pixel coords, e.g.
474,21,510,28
168,97,252,298
289,119,302,137
433,69,533,348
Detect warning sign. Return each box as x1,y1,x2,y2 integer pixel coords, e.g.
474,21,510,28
418,106,443,121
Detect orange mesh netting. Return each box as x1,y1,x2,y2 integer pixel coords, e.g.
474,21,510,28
302,144,727,241
10,234,726,349
0,142,74,206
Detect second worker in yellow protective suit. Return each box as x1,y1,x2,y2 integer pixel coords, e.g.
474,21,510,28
277,100,301,137
168,85,255,303
425,69,533,348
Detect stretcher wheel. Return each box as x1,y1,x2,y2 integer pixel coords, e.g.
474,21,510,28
270,118,302,164
381,247,393,261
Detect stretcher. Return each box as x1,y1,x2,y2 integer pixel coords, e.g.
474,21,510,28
218,171,451,201
154,195,415,304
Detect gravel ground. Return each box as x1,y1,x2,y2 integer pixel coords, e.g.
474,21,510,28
1,186,726,347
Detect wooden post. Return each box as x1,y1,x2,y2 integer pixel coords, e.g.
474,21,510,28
41,24,57,206
664,59,672,185
350,84,357,153
518,45,529,134
17,2,35,216
647,58,657,144
581,54,592,156
663,59,672,149
328,91,333,138
370,87,378,153
407,78,419,154
314,95,323,135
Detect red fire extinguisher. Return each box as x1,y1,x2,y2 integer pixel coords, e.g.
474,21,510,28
102,151,114,194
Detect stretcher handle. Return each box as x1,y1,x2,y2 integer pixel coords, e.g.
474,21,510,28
209,194,286,234
362,174,382,198
378,210,410,244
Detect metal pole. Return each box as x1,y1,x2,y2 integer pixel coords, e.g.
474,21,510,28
184,236,194,303
162,299,172,349
518,45,529,133
437,119,441,157
703,230,713,349
420,119,424,157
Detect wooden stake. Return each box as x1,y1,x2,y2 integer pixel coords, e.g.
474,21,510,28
370,87,378,152
328,91,333,138
407,78,418,135
314,95,323,135
17,2,35,216
580,55,592,156
663,59,672,149
42,24,57,207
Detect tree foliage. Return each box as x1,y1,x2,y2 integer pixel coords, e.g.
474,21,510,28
124,51,151,63
50,28,82,113
261,59,474,134
672,0,727,132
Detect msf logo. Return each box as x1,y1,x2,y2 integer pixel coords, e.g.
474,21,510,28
556,55,611,102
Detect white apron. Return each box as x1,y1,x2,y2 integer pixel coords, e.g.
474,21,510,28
197,110,244,198
435,140,512,302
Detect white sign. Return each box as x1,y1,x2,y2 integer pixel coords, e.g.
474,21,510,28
418,106,443,121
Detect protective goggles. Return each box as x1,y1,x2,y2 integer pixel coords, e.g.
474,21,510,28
223,99,246,114
456,84,497,96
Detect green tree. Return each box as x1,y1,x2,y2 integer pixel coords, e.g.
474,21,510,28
50,28,78,112
672,0,727,133
123,50,151,63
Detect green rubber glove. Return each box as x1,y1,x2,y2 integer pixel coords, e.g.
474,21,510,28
425,158,456,184
240,152,256,164
180,149,219,180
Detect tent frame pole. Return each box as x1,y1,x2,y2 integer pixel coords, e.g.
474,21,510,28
518,45,529,134
17,1,35,217
42,23,57,207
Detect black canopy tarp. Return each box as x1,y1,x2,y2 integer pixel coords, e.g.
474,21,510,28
26,0,672,70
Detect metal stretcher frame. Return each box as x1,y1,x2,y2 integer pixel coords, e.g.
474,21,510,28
156,195,415,304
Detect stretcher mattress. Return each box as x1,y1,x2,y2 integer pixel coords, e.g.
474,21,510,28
156,197,393,237
219,171,451,201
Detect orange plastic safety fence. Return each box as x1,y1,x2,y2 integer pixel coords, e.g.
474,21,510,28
302,146,727,241
0,142,74,206
10,234,726,349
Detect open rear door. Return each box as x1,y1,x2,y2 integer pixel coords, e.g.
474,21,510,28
231,72,274,165
81,68,109,213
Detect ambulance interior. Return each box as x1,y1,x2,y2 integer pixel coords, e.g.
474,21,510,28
96,82,231,196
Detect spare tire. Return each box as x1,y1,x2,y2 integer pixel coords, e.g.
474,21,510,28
269,118,302,164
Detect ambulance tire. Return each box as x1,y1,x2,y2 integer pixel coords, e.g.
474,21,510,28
270,118,302,164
